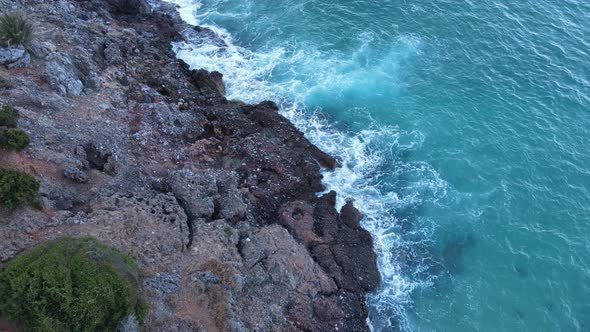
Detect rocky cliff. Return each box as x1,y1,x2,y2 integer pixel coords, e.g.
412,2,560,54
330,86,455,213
0,0,380,330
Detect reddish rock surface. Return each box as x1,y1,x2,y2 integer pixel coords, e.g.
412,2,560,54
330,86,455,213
0,0,380,330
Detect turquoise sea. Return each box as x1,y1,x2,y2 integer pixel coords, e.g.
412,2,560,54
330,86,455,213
166,0,590,330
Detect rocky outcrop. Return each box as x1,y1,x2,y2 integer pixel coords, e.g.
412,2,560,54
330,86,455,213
0,0,380,330
44,52,84,96
106,0,150,15
0,46,30,68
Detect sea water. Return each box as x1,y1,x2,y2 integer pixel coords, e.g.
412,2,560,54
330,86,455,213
164,0,590,330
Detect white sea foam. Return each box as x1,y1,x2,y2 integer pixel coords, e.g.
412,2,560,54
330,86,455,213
163,0,447,330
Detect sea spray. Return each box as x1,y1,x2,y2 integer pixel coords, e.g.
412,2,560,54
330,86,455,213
162,0,446,330
162,0,590,330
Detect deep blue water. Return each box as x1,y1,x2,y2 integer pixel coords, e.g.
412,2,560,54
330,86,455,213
165,0,590,330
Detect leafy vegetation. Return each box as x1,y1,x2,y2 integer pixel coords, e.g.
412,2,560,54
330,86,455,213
0,12,34,46
0,105,18,128
0,238,143,331
0,128,29,150
0,169,39,209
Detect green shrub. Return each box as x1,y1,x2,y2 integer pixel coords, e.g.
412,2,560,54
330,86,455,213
0,169,39,209
0,128,29,150
0,12,34,46
0,105,18,128
0,237,143,331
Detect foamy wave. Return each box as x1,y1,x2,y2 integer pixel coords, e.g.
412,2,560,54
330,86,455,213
163,0,446,330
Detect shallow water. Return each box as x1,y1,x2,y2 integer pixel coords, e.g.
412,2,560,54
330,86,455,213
166,0,590,330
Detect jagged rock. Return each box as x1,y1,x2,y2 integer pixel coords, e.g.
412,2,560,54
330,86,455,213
238,224,338,330
190,26,227,47
215,172,247,223
190,271,221,284
340,199,363,228
104,37,123,65
169,170,217,220
44,52,84,96
63,165,89,183
7,52,30,69
29,41,57,58
64,191,189,268
106,0,150,15
39,184,85,211
279,200,320,245
168,170,247,224
216,194,247,223
188,69,225,97
144,272,180,295
0,46,29,68
0,0,380,330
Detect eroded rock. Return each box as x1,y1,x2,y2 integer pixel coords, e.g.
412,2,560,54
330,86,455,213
0,46,27,67
44,52,84,96
106,0,150,15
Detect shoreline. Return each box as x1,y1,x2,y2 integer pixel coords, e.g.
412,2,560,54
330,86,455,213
0,0,381,330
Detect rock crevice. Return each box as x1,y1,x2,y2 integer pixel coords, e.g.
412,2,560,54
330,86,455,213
0,0,380,330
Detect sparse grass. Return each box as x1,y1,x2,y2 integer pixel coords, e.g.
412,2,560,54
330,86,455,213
0,128,29,150
0,105,18,128
0,12,34,47
0,169,39,209
0,237,143,331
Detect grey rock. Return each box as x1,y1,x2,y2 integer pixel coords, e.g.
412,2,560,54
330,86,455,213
143,272,179,295
29,41,57,58
7,52,30,69
117,315,139,332
44,53,84,96
188,69,225,97
106,0,151,15
40,185,84,211
169,170,217,219
0,0,378,329
217,194,247,223
82,70,100,89
0,46,28,67
190,271,220,284
63,165,89,183
104,37,123,65
169,169,248,224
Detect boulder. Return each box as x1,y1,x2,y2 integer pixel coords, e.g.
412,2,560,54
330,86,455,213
188,69,225,97
44,53,84,96
63,165,89,183
168,170,247,224
0,46,29,68
168,170,217,220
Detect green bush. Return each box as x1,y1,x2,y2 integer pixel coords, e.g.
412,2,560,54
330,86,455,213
0,128,29,150
0,237,143,331
0,12,34,46
0,105,18,128
0,169,39,209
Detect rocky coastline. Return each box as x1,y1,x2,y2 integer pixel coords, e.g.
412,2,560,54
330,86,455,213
0,0,380,330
